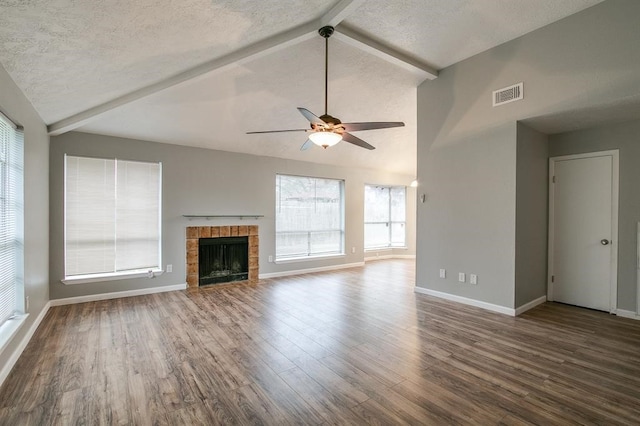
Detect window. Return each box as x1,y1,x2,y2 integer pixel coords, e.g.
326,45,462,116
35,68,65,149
276,174,344,260
0,111,24,331
364,185,406,249
64,155,161,281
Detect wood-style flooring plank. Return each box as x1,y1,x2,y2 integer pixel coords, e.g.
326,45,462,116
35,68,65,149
1,259,640,425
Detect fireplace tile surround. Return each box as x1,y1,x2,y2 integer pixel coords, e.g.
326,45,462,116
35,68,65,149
186,225,258,287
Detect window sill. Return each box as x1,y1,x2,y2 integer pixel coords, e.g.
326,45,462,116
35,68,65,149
275,253,345,264
0,314,29,356
62,268,163,285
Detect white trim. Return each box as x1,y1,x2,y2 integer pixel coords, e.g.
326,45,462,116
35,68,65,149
394,254,416,260
259,262,364,279
62,268,163,285
0,302,50,388
49,283,187,306
414,287,516,316
514,295,547,316
637,222,640,316
0,314,29,357
364,254,394,262
364,254,415,262
616,309,640,320
548,150,619,314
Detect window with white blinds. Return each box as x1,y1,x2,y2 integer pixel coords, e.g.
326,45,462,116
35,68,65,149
64,155,162,280
0,112,24,328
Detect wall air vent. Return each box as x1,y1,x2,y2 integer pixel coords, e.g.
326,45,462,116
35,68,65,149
493,82,523,107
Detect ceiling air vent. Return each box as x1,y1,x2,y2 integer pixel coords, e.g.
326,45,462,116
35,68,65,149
493,82,523,107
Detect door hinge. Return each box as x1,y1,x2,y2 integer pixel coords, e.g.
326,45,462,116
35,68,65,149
551,275,555,283
552,176,556,183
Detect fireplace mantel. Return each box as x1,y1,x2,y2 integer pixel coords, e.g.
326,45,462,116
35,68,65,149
186,225,258,287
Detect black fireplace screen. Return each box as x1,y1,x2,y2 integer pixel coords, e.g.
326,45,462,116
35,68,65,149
199,236,249,285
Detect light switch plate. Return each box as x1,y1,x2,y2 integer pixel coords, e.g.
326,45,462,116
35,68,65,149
470,274,477,285
439,269,446,278
458,272,466,283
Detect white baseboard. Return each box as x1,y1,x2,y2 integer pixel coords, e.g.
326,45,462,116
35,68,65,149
364,254,394,262
259,262,365,279
616,309,640,320
0,301,51,388
414,286,516,316
515,295,547,316
49,283,187,307
364,254,416,262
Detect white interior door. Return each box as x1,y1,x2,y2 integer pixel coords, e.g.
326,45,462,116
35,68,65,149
549,151,618,312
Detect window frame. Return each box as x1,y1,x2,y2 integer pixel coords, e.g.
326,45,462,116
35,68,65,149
364,184,407,250
62,155,163,284
275,174,345,262
0,110,26,354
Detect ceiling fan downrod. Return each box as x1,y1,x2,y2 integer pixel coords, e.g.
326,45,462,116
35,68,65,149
318,26,334,116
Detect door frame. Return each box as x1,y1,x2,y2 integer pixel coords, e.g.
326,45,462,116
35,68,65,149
547,150,619,313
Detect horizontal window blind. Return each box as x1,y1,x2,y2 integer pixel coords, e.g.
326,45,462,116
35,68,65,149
0,112,24,326
65,155,161,278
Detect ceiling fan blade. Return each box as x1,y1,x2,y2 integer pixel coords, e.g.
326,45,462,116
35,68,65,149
341,122,405,132
297,107,326,125
342,132,375,150
300,139,313,151
246,129,308,134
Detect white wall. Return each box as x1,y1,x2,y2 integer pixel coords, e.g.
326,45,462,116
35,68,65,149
0,64,49,371
416,0,640,309
50,132,416,299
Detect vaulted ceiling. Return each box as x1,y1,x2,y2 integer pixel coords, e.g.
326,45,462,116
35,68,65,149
0,0,603,175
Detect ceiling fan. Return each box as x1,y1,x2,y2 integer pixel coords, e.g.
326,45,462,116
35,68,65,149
247,25,405,150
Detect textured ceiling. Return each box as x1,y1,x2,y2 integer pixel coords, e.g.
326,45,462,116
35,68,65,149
0,0,605,175
0,0,333,123
76,37,420,175
344,0,605,70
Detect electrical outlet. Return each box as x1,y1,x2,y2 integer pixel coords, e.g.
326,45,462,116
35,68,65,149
439,269,446,278
166,264,172,273
458,272,466,283
470,274,478,285
268,255,273,263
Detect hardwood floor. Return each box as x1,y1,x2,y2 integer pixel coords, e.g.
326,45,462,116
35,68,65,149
2,259,640,425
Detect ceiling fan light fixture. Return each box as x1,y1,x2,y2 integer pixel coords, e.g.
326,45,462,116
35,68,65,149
309,131,342,149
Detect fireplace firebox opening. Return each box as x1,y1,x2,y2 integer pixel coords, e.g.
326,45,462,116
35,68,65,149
199,236,248,286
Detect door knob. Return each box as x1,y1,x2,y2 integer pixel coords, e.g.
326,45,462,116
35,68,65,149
601,239,610,245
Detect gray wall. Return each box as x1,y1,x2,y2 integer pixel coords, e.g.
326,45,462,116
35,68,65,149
416,0,640,309
0,64,49,368
50,132,416,299
515,123,549,307
416,121,517,308
549,119,640,312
